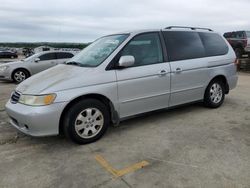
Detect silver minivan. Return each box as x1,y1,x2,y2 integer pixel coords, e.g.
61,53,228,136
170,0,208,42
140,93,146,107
5,27,238,144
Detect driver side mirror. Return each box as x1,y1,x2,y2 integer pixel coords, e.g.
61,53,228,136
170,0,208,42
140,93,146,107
34,58,40,63
118,55,135,68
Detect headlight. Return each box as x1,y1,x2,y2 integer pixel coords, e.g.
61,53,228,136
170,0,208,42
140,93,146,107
19,94,56,106
0,66,9,72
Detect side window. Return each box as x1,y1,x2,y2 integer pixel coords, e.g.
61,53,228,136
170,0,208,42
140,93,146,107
120,33,163,66
246,31,250,38
224,32,232,38
56,52,74,59
163,31,205,61
199,32,228,57
223,33,229,38
231,32,236,38
236,31,244,39
39,53,56,61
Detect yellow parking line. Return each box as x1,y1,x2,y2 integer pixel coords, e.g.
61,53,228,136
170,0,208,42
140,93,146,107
95,154,119,177
94,154,149,178
116,160,149,177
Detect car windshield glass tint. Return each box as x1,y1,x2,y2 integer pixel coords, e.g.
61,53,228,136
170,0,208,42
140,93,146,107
69,34,129,67
24,54,39,62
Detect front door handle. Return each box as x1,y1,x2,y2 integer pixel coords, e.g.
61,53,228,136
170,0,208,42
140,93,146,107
158,70,167,76
175,68,182,73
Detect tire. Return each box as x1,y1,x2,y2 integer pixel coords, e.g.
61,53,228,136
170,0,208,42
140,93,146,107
235,48,243,58
12,69,29,83
204,79,225,108
63,99,110,144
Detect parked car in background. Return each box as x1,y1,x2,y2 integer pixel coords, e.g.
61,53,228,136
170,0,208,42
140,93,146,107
0,51,18,59
23,48,34,57
5,27,238,144
0,51,74,82
223,31,250,58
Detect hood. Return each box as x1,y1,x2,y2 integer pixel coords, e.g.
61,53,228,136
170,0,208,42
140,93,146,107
0,61,23,67
16,64,107,94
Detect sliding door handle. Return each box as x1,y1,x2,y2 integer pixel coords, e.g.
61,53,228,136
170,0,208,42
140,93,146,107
175,68,182,73
158,70,167,76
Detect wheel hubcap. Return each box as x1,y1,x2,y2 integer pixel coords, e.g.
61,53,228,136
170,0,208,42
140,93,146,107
74,108,104,139
210,83,223,104
14,71,26,82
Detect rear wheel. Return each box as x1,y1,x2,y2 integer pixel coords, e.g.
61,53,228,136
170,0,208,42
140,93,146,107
63,99,110,144
204,80,225,108
12,69,29,83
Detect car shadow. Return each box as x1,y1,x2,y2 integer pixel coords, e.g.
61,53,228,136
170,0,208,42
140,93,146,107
110,102,205,130
12,102,207,146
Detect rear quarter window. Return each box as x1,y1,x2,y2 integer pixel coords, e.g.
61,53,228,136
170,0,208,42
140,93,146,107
39,53,56,61
163,31,205,61
199,32,228,57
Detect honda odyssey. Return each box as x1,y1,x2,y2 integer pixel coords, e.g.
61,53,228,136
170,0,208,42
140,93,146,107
5,26,238,144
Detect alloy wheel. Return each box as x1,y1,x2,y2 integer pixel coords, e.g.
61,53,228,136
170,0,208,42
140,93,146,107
14,71,26,82
74,108,104,139
210,83,223,104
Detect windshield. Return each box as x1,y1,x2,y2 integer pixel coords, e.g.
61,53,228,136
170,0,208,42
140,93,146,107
23,53,39,62
68,34,129,67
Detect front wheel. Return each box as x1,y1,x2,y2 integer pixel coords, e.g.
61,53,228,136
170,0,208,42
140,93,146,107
63,99,110,144
12,69,29,83
204,80,225,108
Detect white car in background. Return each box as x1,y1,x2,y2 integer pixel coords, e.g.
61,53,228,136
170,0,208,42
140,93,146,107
0,51,74,82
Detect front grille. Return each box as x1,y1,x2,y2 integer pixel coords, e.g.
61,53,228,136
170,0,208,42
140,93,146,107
11,91,21,103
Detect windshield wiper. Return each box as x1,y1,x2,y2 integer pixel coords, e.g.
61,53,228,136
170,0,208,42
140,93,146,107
65,61,82,67
65,61,95,67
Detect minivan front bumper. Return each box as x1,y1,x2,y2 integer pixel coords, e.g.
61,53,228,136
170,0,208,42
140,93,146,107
5,100,67,137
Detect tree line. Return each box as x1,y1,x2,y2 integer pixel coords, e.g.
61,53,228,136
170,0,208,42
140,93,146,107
0,42,89,49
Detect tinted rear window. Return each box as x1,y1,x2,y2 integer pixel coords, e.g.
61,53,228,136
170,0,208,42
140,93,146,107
199,32,228,57
56,52,74,59
163,31,205,61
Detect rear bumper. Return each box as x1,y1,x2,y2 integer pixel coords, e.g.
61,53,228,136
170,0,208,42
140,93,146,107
5,100,67,137
228,74,238,90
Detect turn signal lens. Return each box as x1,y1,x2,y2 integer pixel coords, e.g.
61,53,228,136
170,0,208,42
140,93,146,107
44,95,56,105
234,59,239,65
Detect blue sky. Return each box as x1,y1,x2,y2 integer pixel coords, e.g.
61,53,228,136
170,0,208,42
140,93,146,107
0,0,249,42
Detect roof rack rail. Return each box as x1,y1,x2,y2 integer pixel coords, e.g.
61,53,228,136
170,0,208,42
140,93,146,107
165,26,213,32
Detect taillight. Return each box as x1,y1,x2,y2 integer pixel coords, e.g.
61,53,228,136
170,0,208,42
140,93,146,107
234,59,239,70
234,59,239,65
243,39,247,47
